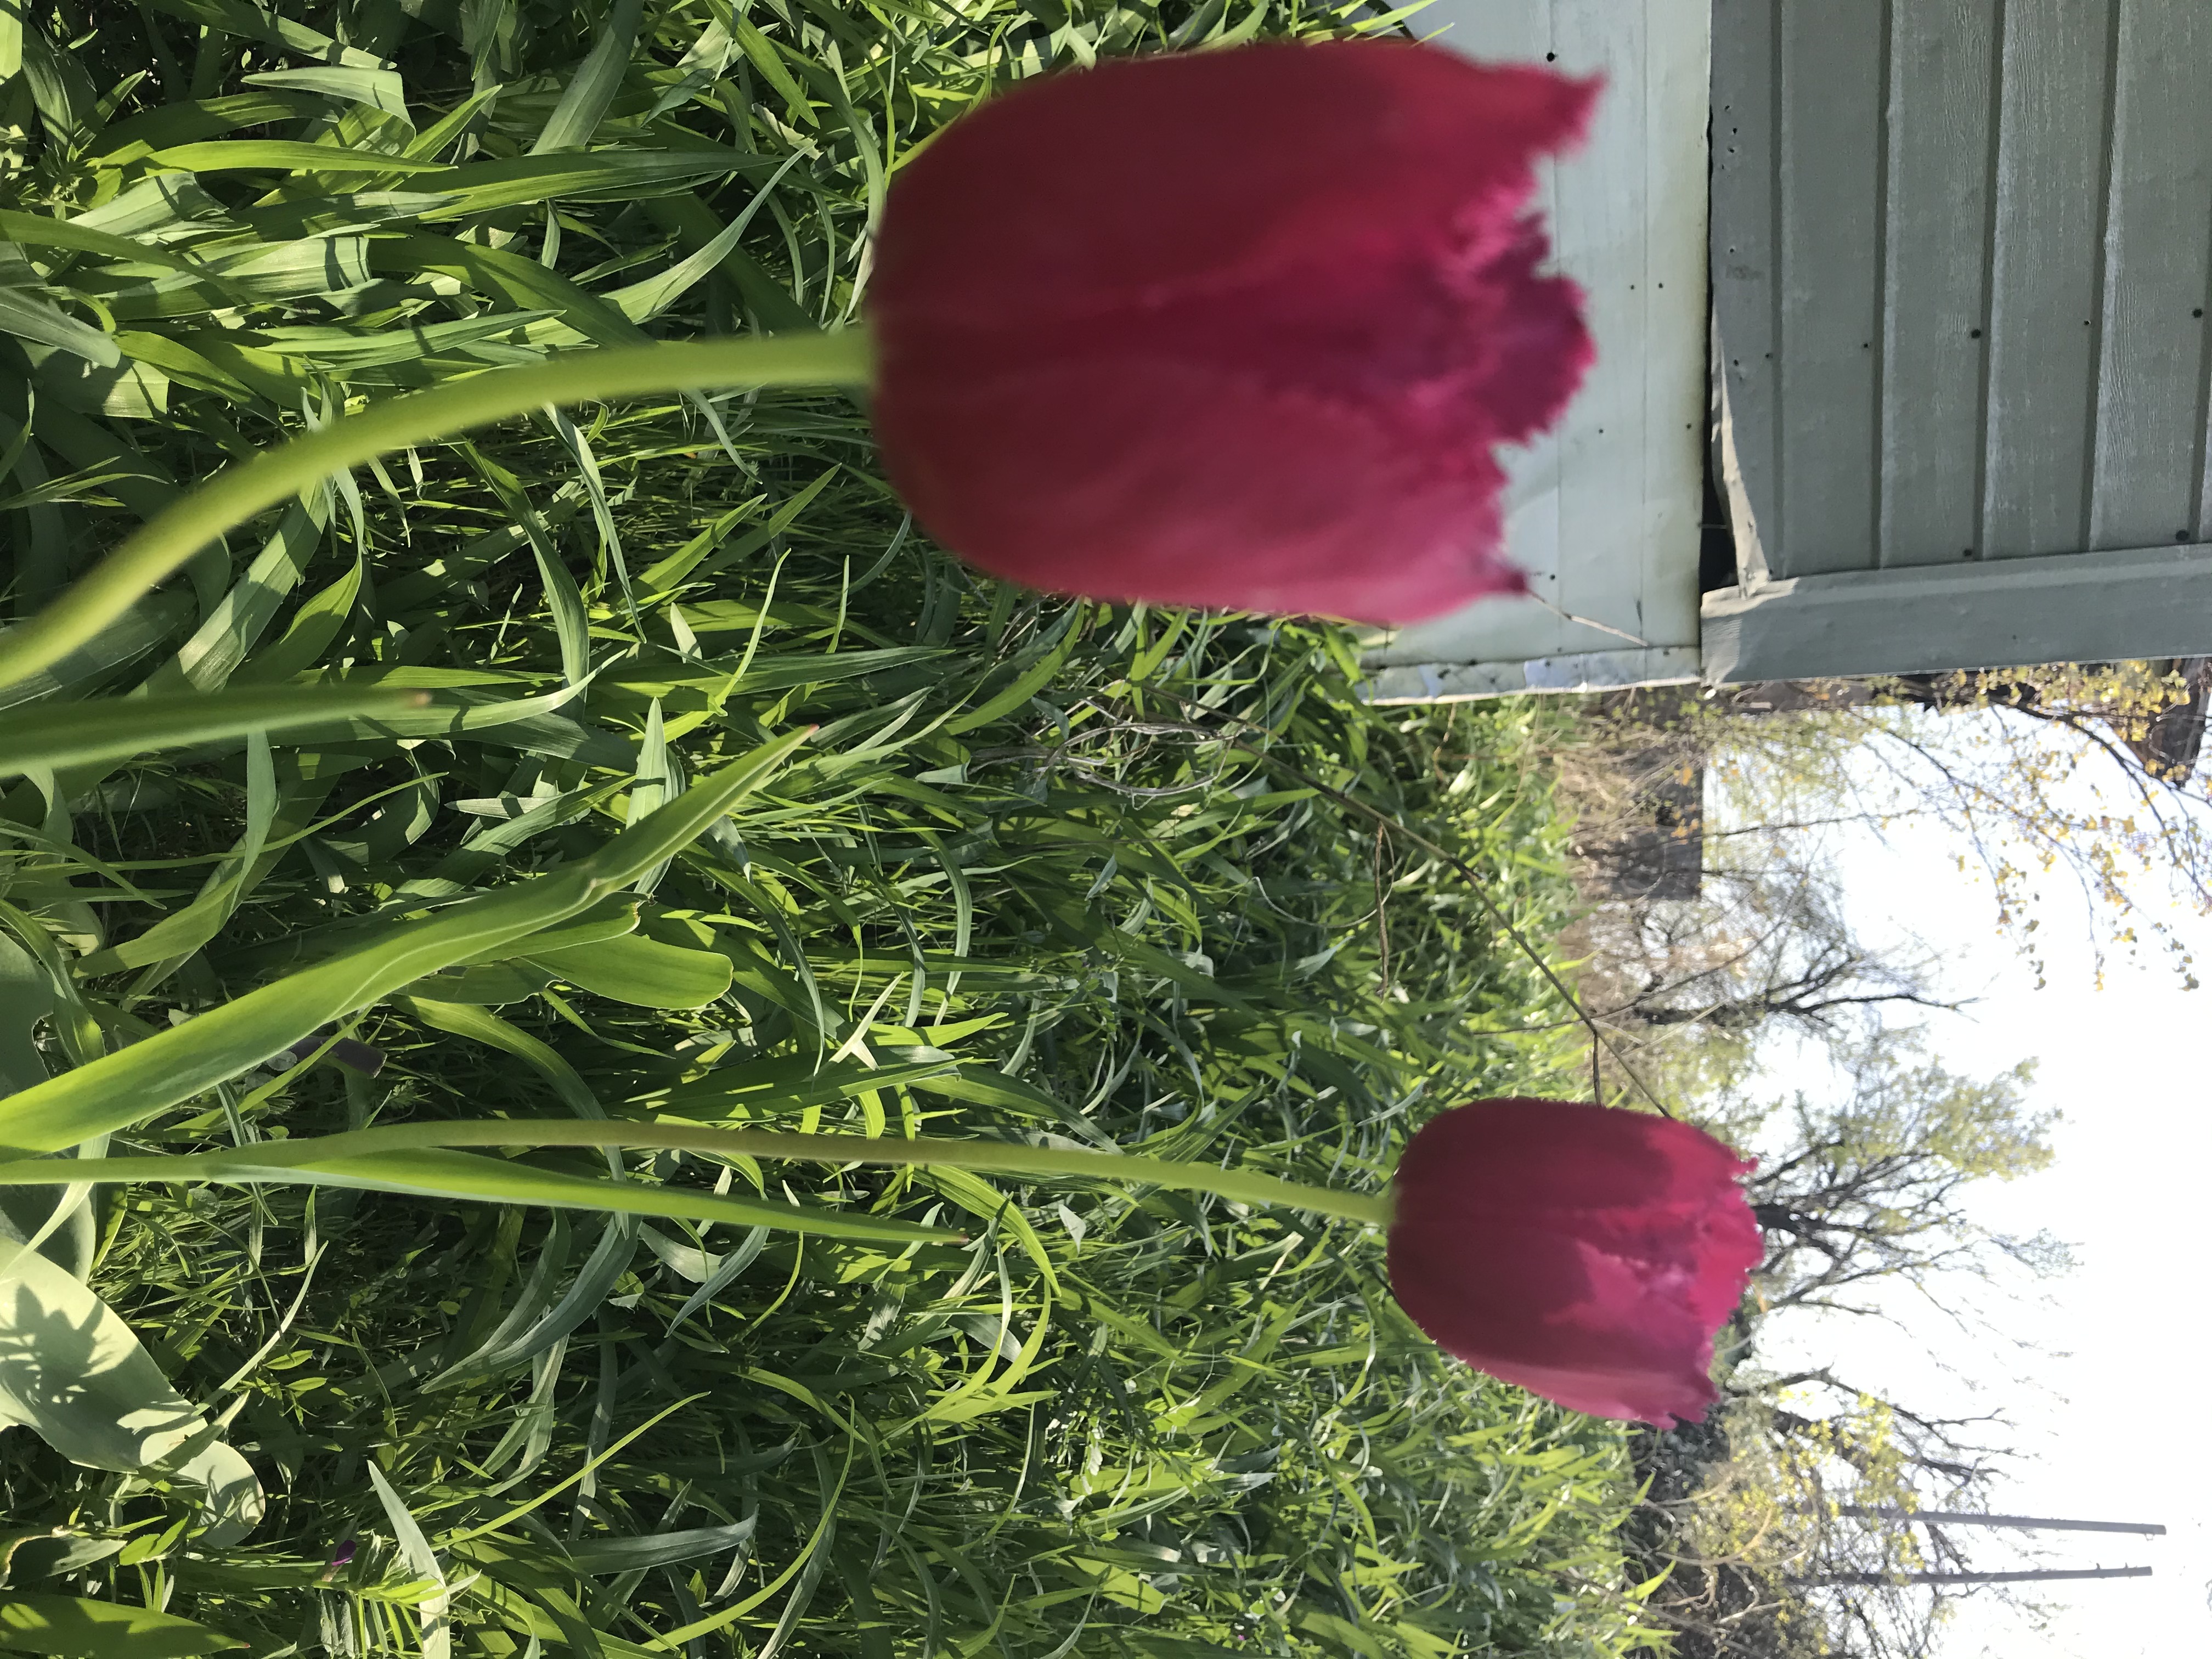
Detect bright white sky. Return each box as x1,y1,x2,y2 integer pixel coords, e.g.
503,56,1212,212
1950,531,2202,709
1733,713,2211,1656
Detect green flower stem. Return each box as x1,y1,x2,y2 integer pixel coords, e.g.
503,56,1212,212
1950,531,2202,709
0,1120,1397,1229
0,331,876,694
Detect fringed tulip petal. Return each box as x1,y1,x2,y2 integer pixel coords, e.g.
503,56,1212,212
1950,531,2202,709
868,41,1597,622
1386,1098,1764,1427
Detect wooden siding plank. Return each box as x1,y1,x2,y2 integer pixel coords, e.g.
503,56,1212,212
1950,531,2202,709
1702,541,2212,680
1711,0,1780,582
1879,1,1999,568
1413,0,1564,638
1632,0,1711,650
1774,0,1885,577
1366,647,1702,703
1365,0,1707,677
1982,0,2119,560
2089,0,2212,551
1551,0,1661,637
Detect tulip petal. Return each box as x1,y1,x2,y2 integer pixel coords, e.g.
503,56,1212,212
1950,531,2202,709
874,352,1525,623
1396,1097,1755,1215
1385,1099,1763,1426
874,43,1595,324
868,41,1598,623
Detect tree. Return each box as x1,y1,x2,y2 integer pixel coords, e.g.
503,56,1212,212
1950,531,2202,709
1548,680,2095,1656
1730,1034,2063,1318
1602,1030,2074,1659
1653,1391,2009,1659
1581,845,1961,1045
1689,662,2212,986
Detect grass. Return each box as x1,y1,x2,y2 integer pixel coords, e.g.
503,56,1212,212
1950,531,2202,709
0,1,1665,1655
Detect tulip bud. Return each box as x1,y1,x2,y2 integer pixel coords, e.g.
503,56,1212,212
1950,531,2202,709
1386,1098,1763,1426
868,41,1596,623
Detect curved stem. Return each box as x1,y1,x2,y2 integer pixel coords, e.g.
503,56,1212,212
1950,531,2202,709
0,1120,1397,1229
0,331,876,693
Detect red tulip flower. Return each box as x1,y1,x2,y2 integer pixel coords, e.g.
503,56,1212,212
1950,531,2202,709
1386,1098,1763,1427
867,41,1596,623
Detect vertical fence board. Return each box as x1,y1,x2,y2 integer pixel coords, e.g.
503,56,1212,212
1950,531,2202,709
1880,1,1999,568
2090,0,2212,551
1632,0,1711,649
1983,0,2118,560
1711,0,1780,583
1774,0,1884,577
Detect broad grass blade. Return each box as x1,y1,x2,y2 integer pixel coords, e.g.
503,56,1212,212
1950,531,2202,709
0,1595,244,1657
0,1238,261,1533
0,730,810,1149
0,685,423,775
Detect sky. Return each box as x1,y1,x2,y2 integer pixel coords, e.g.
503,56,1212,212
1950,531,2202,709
1730,718,2212,1656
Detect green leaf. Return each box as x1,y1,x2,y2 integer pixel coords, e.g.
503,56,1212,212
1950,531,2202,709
93,238,377,320
602,152,806,324
0,1596,244,1658
415,150,773,218
156,494,331,692
136,0,390,70
529,0,643,154
113,332,284,405
0,686,425,776
123,1146,949,1245
241,66,409,119
375,235,644,348
454,898,641,965
230,554,364,685
0,936,53,1099
563,1521,759,1575
92,90,324,154
398,961,554,1006
460,444,594,687
728,15,812,126
639,466,838,592
73,731,279,977
0,730,810,1150
365,1466,449,1659
168,1442,264,1550
148,141,448,174
239,311,562,371
0,292,120,369
0,595,190,715
0,210,211,276
943,608,1085,734
526,934,733,1009
66,173,225,241
647,14,738,119
637,193,814,335
431,1213,640,1385
0,1238,261,1519
393,997,603,1116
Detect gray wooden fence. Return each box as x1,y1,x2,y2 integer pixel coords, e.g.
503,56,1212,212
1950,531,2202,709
1706,0,2212,682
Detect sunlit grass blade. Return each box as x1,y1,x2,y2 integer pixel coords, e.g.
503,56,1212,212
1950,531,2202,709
0,685,426,774
0,336,874,693
0,730,810,1149
48,1145,956,1244
0,1595,244,1658
0,1121,1395,1228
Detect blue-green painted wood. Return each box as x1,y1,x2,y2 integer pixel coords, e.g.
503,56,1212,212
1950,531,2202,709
1714,0,2212,591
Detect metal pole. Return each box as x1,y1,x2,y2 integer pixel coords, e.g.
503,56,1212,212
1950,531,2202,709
1798,1566,2153,1587
1829,1508,2166,1537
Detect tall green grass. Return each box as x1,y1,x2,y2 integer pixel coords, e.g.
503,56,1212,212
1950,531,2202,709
0,2,1661,1654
